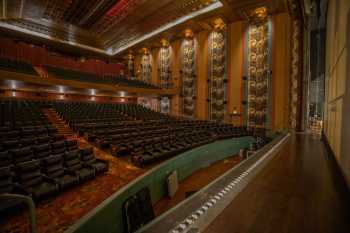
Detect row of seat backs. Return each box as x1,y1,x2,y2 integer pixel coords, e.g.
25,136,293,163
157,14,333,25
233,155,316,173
0,147,104,201
0,140,78,167
0,127,58,139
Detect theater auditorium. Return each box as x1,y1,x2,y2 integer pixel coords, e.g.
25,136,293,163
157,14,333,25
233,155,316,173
0,0,349,233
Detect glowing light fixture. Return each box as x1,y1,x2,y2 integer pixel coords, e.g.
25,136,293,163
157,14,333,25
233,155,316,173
10,80,17,89
184,29,194,39
254,7,268,19
142,47,149,55
58,86,65,93
213,18,225,30
161,39,169,48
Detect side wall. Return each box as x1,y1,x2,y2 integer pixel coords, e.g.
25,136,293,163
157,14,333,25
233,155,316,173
133,13,292,129
324,0,350,187
272,13,292,130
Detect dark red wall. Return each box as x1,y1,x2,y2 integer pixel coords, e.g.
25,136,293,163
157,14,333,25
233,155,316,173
0,37,124,76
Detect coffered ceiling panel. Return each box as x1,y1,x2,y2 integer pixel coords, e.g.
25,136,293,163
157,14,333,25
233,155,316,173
0,0,287,58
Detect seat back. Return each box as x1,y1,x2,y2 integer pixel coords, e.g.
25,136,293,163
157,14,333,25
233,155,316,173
0,151,12,168
3,140,19,150
51,141,66,155
65,140,78,151
11,146,33,164
0,167,13,194
80,147,95,163
15,160,42,189
64,150,82,170
36,136,51,145
33,143,51,160
42,155,64,178
20,138,35,147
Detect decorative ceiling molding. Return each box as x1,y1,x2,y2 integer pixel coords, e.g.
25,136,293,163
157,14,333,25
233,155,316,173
0,0,286,59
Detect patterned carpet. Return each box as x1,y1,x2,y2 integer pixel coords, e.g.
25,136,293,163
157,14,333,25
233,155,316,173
0,138,146,233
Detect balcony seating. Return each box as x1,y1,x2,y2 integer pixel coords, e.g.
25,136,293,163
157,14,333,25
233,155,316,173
15,160,59,201
64,150,95,182
45,65,161,89
0,57,37,75
41,155,79,190
80,147,108,175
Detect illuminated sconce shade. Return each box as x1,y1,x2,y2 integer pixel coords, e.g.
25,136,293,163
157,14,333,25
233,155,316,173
246,6,268,23
141,47,149,55
184,29,194,39
160,39,169,47
213,18,225,30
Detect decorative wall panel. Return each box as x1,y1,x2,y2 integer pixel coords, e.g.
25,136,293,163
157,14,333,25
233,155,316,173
181,38,197,118
290,19,302,129
208,30,227,121
140,54,152,83
127,56,135,79
247,21,270,129
158,47,172,88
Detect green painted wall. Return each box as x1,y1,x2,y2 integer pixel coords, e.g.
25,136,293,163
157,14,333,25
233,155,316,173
66,136,254,233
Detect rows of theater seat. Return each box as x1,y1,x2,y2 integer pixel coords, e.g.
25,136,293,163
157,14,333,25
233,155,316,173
45,65,161,89
0,99,52,129
0,57,37,75
49,101,248,166
0,100,109,204
0,140,108,202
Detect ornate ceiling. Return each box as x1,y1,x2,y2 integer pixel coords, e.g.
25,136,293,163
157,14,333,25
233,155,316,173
0,0,287,58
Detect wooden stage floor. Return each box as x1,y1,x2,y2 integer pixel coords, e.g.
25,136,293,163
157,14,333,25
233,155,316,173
204,133,350,233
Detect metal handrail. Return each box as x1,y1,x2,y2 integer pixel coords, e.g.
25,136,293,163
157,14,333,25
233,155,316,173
0,194,37,233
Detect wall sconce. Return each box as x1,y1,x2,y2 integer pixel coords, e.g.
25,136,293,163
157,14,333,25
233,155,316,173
127,53,134,60
213,18,225,31
184,29,194,39
161,38,169,47
246,6,268,23
142,47,149,55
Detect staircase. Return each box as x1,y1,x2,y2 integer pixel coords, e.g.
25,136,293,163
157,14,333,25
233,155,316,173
42,108,75,138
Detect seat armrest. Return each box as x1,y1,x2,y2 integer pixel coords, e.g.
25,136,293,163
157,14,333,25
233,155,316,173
13,183,30,195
